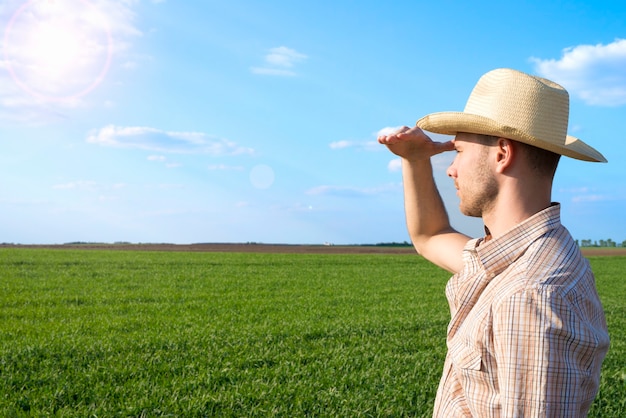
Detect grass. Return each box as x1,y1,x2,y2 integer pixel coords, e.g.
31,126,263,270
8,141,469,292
586,255,626,416
0,249,624,417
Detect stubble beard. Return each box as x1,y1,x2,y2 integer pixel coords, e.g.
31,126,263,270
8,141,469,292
458,155,498,218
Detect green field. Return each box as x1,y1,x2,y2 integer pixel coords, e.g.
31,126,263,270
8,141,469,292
0,248,624,417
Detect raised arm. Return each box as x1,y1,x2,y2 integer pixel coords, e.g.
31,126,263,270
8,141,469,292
378,126,469,273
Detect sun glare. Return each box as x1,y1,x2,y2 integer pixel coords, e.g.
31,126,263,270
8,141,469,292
3,0,113,102
26,22,81,78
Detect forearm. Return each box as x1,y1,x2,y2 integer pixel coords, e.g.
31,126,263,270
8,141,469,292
402,158,466,272
402,158,451,248
378,126,467,272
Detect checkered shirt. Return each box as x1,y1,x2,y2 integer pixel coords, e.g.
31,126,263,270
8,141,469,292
433,204,610,417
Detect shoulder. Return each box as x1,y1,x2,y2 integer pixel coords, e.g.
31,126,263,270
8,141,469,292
489,226,591,302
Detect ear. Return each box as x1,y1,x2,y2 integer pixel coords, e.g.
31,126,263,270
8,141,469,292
494,138,515,173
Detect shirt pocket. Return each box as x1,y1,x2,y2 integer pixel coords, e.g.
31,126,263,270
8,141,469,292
451,343,483,371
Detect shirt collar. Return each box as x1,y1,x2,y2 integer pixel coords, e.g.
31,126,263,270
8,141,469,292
465,203,562,278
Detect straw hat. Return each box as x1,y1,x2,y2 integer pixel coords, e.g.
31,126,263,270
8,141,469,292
416,68,606,162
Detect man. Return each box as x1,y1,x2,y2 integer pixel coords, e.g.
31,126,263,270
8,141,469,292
378,68,609,417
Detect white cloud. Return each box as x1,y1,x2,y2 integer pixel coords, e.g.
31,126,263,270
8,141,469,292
121,61,138,70
147,154,181,168
559,186,591,194
329,140,352,150
251,46,308,77
250,67,298,77
557,186,621,204
52,180,126,192
330,127,409,152
384,147,453,175
147,155,166,162
208,164,245,171
53,180,98,191
388,159,402,172
306,183,400,197
329,140,380,152
377,126,404,137
571,194,611,203
157,183,185,190
532,38,626,106
87,125,255,155
266,46,307,67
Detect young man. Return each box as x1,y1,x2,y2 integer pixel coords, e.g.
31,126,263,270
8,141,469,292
378,68,609,417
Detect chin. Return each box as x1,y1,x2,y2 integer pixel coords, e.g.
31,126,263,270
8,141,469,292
460,206,482,218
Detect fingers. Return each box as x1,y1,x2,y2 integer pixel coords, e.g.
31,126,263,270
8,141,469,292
377,125,420,144
378,126,408,143
378,135,397,144
398,125,422,136
377,125,426,144
436,140,456,152
377,125,455,160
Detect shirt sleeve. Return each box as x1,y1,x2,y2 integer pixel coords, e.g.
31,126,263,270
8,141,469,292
493,286,603,417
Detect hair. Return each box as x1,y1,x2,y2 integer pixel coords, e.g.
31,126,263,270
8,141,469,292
475,134,560,178
516,141,561,178
475,134,499,145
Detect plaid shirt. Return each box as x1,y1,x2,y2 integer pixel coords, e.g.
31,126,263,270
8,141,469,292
433,204,609,417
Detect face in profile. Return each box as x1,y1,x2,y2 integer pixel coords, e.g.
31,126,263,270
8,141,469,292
447,133,499,218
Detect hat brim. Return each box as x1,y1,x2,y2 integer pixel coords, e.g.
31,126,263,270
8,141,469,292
417,112,607,163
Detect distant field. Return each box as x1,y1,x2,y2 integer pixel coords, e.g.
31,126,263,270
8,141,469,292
4,242,626,256
0,248,624,417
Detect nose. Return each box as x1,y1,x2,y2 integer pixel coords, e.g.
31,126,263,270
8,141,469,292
446,162,457,178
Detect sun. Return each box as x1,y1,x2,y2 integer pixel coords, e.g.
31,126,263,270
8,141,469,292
3,0,113,102
28,21,82,79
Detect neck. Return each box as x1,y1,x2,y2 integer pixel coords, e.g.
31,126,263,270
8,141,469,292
482,182,552,239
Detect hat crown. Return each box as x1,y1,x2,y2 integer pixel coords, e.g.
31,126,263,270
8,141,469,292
416,68,606,162
464,69,569,147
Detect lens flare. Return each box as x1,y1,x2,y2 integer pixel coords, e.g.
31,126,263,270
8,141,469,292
3,0,113,102
250,165,275,190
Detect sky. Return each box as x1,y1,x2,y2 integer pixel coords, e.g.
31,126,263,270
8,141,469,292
1,0,625,245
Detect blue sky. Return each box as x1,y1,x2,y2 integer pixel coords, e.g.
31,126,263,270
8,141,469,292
1,0,625,245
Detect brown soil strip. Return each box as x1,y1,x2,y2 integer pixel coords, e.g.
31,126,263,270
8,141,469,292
3,243,625,256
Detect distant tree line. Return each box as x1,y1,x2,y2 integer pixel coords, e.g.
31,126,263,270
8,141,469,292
577,239,626,248
372,241,413,247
